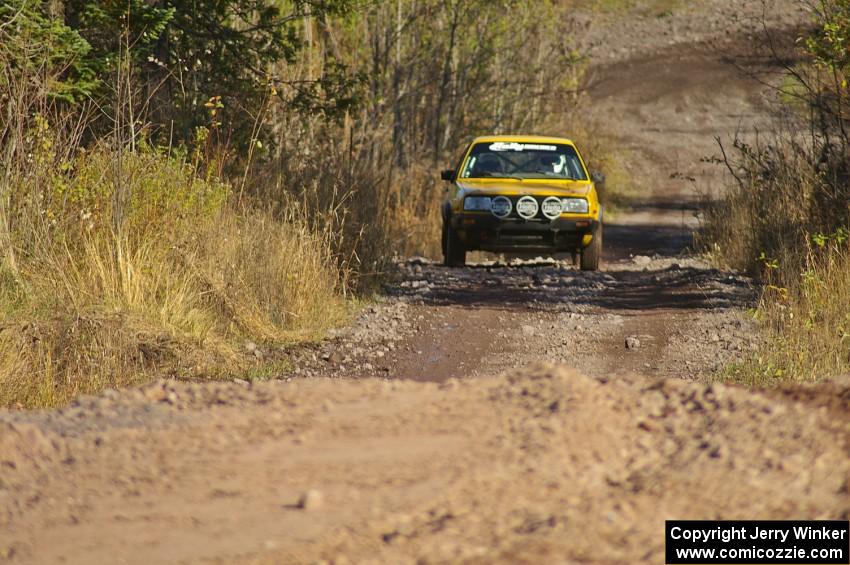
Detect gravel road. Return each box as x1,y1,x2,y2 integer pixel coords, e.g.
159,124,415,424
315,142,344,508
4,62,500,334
2,2,847,564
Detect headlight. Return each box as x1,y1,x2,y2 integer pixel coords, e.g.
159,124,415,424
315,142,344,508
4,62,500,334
561,198,589,214
464,196,492,211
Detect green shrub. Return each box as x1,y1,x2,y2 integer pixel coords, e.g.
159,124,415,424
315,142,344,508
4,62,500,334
704,0,850,384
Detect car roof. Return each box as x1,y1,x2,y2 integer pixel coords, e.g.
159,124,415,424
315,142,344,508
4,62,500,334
471,134,576,145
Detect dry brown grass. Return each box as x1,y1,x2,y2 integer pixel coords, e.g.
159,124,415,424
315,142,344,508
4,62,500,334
723,239,850,384
194,208,350,342
698,0,850,383
703,128,850,384
700,136,820,280
0,16,362,409
0,144,351,408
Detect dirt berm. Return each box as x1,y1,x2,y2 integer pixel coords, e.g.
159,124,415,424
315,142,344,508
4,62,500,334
1,366,849,564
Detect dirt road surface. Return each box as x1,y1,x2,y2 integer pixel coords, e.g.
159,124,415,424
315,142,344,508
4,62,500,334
2,2,848,564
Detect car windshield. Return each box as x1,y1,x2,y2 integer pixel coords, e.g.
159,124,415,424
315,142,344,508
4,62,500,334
460,142,587,180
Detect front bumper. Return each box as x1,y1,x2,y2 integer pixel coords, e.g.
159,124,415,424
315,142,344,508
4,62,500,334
450,213,599,253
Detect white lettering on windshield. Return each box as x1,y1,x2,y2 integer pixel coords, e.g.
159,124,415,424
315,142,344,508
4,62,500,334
488,142,557,152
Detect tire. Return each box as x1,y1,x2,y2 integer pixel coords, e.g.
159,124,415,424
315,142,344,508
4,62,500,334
580,223,602,271
443,221,466,267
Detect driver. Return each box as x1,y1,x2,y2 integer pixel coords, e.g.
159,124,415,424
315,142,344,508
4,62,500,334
472,153,503,176
538,153,566,175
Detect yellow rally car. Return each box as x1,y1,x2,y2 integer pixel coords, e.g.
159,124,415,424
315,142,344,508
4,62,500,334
440,135,603,270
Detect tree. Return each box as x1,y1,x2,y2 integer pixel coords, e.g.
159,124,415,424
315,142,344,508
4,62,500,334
805,0,850,147
58,0,359,146
0,0,97,102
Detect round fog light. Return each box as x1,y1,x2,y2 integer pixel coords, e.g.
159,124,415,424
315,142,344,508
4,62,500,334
516,196,539,219
541,197,562,220
491,196,512,218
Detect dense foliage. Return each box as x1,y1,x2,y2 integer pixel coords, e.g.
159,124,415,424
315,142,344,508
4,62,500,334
2,0,361,144
704,0,850,382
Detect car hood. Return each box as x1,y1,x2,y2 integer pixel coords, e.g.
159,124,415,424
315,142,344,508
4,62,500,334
456,179,592,197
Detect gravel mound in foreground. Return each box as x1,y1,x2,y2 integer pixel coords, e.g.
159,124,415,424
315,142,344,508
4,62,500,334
1,365,847,564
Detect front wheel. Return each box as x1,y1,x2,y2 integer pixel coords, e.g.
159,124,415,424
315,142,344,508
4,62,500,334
443,221,466,267
580,224,603,271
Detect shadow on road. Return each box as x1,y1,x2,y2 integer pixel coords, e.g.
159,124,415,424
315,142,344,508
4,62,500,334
394,264,753,313
390,210,753,313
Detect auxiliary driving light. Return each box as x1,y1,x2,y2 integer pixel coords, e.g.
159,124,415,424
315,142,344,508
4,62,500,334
491,196,512,218
541,197,563,220
516,196,539,219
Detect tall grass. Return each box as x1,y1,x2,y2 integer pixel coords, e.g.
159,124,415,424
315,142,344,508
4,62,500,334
721,234,850,385
701,127,849,281
703,123,850,383
250,115,446,274
754,236,849,381
0,7,371,407
701,0,850,386
0,139,351,408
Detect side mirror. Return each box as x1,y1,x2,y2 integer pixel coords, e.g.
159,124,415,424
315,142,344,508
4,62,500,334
440,169,455,182
591,171,606,184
